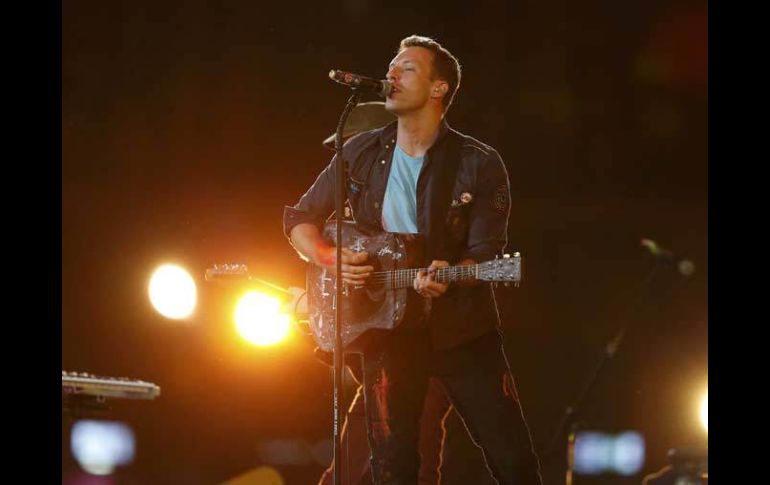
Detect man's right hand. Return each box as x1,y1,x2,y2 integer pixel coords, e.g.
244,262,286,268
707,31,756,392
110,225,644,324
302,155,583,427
318,246,374,285
289,223,374,285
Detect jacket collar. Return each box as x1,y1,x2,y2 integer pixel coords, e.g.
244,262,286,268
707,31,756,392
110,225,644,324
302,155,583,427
377,118,453,150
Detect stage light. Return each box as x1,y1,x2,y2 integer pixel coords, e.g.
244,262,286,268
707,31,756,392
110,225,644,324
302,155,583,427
234,291,292,346
573,430,645,476
573,432,611,475
70,420,135,476
700,391,707,432
612,431,646,475
148,264,197,319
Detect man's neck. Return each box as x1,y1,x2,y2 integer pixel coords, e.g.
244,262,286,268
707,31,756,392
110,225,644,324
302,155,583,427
396,109,443,158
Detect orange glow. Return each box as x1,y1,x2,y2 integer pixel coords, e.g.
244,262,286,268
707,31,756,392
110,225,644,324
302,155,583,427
221,465,285,485
234,291,292,346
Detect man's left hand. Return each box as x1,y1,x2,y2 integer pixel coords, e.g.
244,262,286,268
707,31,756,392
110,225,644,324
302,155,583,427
414,260,450,298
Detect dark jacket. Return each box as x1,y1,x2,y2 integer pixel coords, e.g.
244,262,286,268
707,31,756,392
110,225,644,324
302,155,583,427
283,119,511,351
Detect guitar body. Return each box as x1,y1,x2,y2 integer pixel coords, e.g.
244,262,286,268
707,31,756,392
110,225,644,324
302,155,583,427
307,221,422,352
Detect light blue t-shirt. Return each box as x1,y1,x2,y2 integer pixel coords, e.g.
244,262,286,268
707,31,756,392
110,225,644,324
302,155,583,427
381,145,424,233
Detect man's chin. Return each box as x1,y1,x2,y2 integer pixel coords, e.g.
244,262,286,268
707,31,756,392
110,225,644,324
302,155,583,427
385,99,406,115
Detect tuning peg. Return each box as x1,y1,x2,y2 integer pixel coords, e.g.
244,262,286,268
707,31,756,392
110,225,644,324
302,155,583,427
503,253,510,258
513,252,521,258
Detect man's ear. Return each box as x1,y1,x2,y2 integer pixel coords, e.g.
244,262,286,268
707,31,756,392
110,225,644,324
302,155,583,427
432,81,449,99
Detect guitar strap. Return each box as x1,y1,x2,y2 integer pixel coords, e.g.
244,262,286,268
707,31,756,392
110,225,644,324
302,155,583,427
425,129,463,263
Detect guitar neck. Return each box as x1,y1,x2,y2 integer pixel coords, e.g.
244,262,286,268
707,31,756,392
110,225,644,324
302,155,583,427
367,265,478,290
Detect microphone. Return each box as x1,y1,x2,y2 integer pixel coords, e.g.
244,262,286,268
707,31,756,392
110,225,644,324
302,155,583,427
640,238,695,276
329,69,392,98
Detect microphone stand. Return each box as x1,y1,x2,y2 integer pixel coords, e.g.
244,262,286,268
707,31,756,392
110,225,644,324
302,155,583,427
332,90,362,485
544,261,665,485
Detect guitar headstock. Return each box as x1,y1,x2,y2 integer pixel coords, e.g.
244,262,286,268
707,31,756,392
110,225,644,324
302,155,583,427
204,263,250,281
476,253,521,284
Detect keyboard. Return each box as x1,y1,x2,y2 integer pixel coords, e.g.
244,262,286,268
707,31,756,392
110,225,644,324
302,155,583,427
62,371,161,400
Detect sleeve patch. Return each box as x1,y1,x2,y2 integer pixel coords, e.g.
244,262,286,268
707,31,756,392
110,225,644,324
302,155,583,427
493,184,509,213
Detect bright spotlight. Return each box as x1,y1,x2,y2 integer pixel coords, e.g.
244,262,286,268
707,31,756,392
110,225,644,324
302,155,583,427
234,291,292,346
700,391,707,432
148,264,197,319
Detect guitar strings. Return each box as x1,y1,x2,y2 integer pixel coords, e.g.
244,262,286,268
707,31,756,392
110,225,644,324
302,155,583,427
359,266,476,288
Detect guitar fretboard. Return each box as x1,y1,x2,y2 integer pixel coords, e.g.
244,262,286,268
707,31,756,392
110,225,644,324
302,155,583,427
366,265,477,290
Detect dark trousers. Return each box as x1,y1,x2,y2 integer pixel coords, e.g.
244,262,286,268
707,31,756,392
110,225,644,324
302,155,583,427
361,329,543,485
318,377,452,485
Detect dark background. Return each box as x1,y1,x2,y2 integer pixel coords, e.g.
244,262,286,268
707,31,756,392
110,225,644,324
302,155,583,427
62,0,707,483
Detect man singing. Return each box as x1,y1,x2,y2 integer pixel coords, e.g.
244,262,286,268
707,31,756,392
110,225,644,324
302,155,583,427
284,35,542,484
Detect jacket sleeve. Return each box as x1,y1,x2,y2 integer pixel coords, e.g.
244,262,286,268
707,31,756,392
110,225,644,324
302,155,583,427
461,150,510,262
282,153,340,239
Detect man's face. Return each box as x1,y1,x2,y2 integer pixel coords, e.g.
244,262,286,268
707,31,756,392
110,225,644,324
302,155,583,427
384,46,445,115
